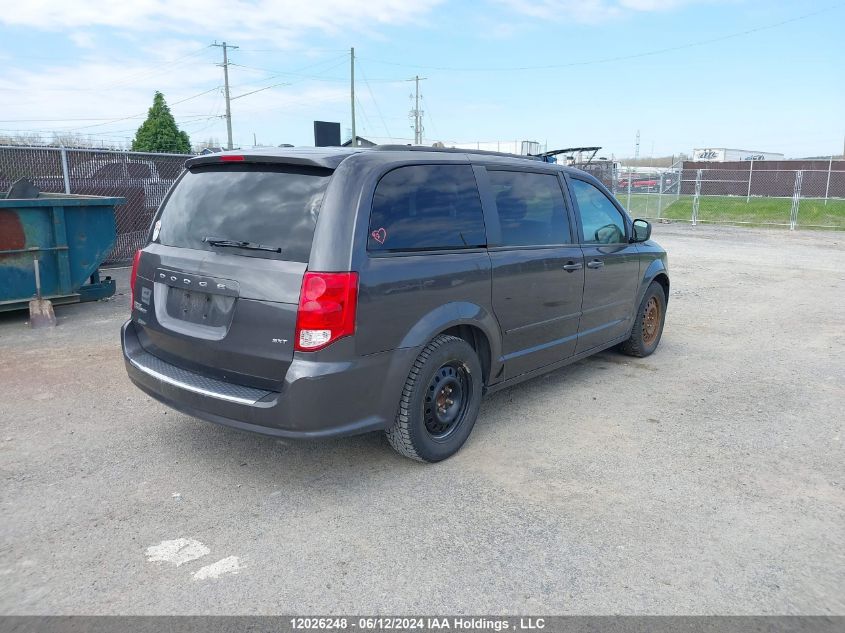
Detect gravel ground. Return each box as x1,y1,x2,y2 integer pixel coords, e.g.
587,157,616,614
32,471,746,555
0,223,843,615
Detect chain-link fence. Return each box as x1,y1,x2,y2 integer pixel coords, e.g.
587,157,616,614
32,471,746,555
614,166,683,221
615,162,845,230
0,145,190,263
574,161,617,191
4,145,842,264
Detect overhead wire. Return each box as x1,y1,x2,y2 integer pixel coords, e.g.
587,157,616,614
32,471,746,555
48,87,223,132
358,4,842,72
420,94,438,141
0,45,214,93
228,52,349,82
355,95,374,138
359,61,393,139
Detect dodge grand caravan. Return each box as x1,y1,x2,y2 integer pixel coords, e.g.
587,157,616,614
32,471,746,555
122,146,669,462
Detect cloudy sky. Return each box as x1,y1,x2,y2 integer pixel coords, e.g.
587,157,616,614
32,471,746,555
0,0,842,157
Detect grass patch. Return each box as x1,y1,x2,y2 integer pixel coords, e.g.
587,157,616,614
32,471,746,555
615,193,845,229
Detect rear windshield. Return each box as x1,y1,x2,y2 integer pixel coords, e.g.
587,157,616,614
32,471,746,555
155,164,332,262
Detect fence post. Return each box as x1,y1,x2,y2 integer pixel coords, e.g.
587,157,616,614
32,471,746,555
657,172,664,219
824,156,833,206
746,159,753,203
676,166,682,201
692,169,702,226
626,166,633,211
789,170,802,230
59,146,71,194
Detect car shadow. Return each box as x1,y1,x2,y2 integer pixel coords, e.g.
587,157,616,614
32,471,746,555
153,347,643,487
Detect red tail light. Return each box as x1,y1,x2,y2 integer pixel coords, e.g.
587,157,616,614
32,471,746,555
129,250,142,309
295,272,358,351
220,155,245,162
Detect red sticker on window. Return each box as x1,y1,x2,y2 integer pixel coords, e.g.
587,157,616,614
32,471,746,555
371,227,387,244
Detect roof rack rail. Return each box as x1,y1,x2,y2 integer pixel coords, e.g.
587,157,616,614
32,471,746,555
371,144,541,161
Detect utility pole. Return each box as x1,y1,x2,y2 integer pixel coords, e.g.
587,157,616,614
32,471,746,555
409,75,427,144
350,47,356,147
415,75,421,144
627,129,640,210
212,41,238,150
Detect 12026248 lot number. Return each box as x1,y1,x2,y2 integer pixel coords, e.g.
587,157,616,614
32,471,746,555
290,617,546,630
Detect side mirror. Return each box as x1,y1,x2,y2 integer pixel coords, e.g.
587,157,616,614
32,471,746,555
631,218,651,243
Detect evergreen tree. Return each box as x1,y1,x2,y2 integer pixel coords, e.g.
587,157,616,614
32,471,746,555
131,92,191,153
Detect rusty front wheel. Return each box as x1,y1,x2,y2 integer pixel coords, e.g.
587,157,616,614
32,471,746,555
619,281,666,358
641,296,662,346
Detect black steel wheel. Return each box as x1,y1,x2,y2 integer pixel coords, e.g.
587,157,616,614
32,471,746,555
386,334,483,462
423,361,472,439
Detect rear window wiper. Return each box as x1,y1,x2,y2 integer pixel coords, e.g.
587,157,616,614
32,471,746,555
202,236,282,253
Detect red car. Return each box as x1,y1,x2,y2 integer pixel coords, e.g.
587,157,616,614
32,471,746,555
618,178,660,191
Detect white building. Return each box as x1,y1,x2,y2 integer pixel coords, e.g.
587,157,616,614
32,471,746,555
448,140,546,155
691,148,785,162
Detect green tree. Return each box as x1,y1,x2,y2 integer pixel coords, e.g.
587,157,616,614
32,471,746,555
131,92,191,153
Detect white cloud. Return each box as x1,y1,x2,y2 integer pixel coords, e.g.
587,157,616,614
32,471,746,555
68,31,96,48
619,0,687,9
0,51,350,147
0,0,445,43
0,0,452,146
494,0,707,23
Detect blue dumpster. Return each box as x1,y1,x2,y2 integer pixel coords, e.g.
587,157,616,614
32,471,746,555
0,192,124,311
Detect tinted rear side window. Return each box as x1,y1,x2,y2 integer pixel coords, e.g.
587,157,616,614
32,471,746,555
156,164,331,262
368,164,485,251
488,170,571,246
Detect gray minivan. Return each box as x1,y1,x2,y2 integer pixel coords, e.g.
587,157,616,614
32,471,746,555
122,146,669,462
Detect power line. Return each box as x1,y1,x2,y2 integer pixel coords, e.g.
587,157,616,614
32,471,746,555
359,4,842,72
228,53,349,78
232,95,350,117
421,94,438,141
228,58,352,84
359,63,392,139
0,112,214,124
0,45,213,92
228,60,404,84
230,82,290,101
179,91,227,140
89,45,214,91
355,96,374,138
25,87,223,132
236,47,349,54
0,117,141,123
170,86,222,106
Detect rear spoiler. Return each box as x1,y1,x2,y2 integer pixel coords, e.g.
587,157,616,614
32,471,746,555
185,151,353,170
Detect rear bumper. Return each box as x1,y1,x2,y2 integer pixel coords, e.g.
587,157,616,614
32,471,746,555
121,320,418,439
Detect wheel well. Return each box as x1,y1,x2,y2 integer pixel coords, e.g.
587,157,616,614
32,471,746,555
441,324,492,386
653,273,670,304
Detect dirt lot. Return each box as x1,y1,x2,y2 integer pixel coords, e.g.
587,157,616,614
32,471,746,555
0,223,843,615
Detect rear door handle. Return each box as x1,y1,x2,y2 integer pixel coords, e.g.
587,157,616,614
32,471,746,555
586,260,605,269
562,262,583,272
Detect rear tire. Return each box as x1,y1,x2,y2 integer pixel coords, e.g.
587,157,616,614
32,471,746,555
619,281,666,357
386,334,483,463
